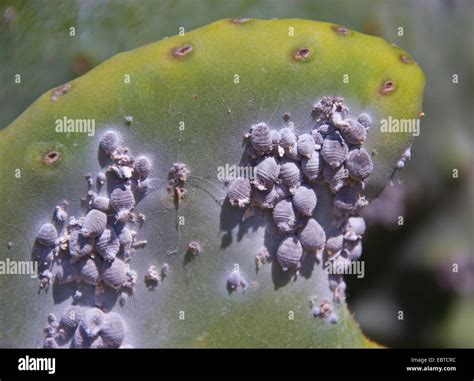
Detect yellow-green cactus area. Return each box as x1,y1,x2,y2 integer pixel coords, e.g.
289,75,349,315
0,19,424,347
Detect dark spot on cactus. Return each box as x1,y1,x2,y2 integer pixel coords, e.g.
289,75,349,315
293,48,311,61
230,18,252,24
173,45,193,58
332,25,352,36
400,54,415,64
380,80,396,95
73,55,93,76
283,112,291,122
43,151,59,166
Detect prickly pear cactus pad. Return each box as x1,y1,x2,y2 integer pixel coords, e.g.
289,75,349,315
0,18,424,348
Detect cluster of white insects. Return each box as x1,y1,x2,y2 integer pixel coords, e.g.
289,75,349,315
226,96,373,323
35,129,162,348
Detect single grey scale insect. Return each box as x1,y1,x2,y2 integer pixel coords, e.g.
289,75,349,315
110,186,135,220
96,171,106,185
100,312,126,348
90,196,110,212
322,163,347,193
311,129,324,146
292,185,317,217
249,122,272,155
344,239,363,261
116,226,133,246
96,227,120,262
276,236,303,271
301,152,322,182
37,223,58,247
297,218,326,252
79,308,105,339
284,142,301,161
68,229,94,262
339,118,367,145
321,135,349,168
344,216,366,240
327,313,339,325
254,156,279,191
100,130,122,155
357,113,372,129
346,148,373,181
227,270,246,290
60,305,83,330
134,155,153,179
273,198,299,233
78,256,101,286
298,133,316,154
227,177,252,207
81,209,107,238
101,258,127,289
55,259,79,284
279,159,303,192
279,127,297,148
326,232,344,256
252,186,278,209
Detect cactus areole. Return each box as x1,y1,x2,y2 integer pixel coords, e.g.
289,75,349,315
0,19,424,348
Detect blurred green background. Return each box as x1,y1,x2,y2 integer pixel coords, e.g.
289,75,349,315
1,0,473,348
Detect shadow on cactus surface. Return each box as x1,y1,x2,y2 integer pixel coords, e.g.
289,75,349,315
0,15,429,348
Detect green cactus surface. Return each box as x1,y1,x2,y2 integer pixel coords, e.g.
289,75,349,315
0,18,424,348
